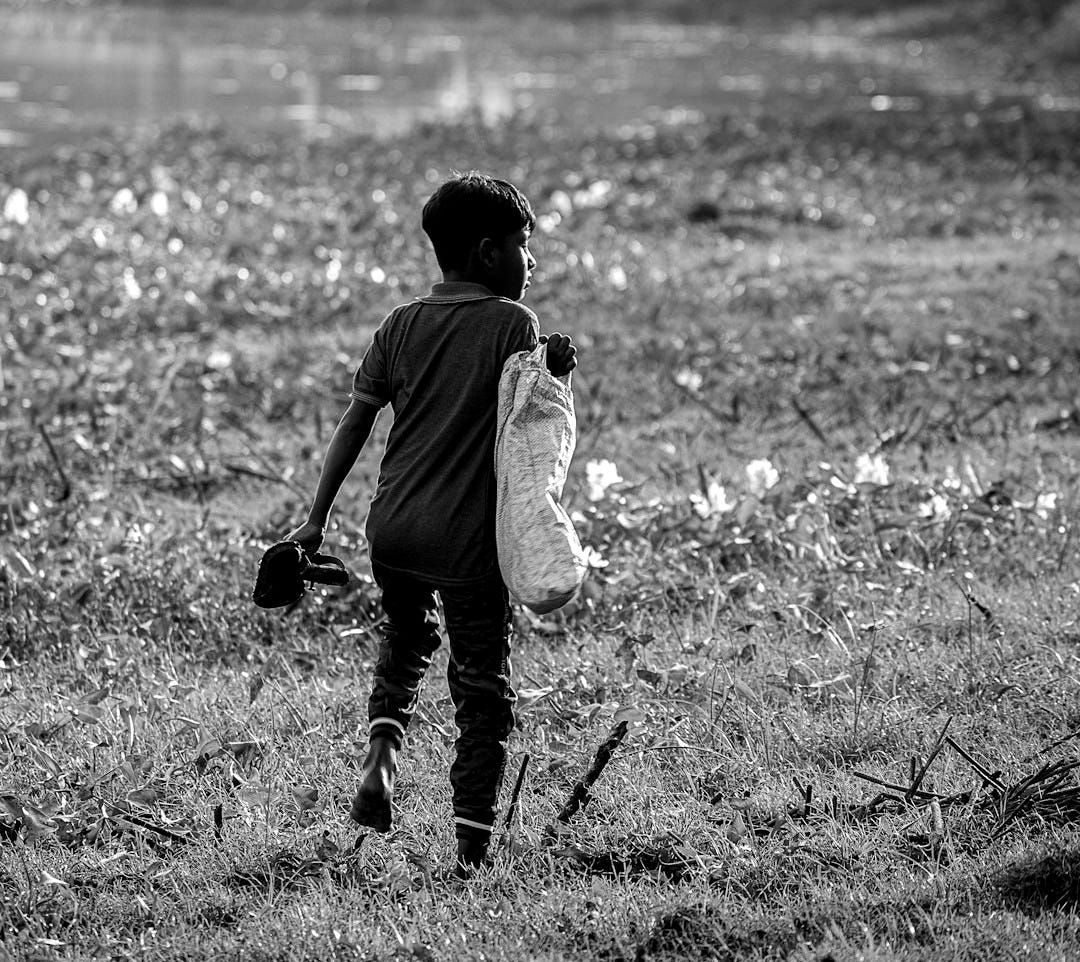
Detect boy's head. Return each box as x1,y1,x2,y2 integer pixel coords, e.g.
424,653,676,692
422,172,537,300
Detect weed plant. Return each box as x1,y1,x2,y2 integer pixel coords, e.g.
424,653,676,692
2,6,1080,961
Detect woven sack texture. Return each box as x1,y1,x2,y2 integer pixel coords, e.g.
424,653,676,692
495,342,587,613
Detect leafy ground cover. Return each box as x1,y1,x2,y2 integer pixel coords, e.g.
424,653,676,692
3,2,1080,960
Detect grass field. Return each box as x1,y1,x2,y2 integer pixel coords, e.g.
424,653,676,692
3,2,1080,960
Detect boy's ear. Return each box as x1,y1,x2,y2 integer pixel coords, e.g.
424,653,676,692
476,237,500,268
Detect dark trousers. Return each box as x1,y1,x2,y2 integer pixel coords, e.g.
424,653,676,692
367,563,515,841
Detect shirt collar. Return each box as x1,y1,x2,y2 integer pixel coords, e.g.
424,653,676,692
418,281,499,303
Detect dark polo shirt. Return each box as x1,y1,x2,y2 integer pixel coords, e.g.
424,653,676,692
351,282,539,586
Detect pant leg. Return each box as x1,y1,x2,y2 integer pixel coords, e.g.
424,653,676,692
440,575,515,843
367,565,442,750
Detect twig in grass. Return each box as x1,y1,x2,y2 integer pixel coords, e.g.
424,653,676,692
223,461,300,488
852,770,945,802
852,632,878,739
622,743,729,760
501,754,530,850
992,759,1080,835
219,410,309,499
673,379,735,424
1027,726,1080,761
944,736,1006,792
554,720,629,824
965,392,1014,432
792,778,813,818
37,423,71,502
101,801,191,845
791,396,830,446
907,717,952,802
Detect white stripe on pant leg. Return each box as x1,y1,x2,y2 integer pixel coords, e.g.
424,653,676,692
454,816,495,833
369,717,405,735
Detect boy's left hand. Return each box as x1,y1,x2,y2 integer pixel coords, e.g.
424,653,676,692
284,521,324,554
544,332,577,377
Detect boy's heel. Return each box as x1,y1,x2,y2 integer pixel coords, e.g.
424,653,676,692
350,786,392,833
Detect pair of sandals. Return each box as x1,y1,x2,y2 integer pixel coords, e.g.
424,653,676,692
252,540,349,608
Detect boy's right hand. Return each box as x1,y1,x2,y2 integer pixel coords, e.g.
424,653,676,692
544,332,577,377
284,521,324,554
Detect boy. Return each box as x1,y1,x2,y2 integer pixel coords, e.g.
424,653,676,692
286,172,577,877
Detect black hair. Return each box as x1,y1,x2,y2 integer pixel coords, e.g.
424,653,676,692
421,171,535,272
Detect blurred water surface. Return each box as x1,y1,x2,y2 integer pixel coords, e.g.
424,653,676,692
1,4,1078,149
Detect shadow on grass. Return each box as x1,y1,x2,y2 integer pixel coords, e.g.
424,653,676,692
994,847,1080,913
640,907,800,961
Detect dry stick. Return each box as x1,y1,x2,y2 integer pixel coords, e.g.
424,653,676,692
907,717,952,803
791,396,830,446
223,462,297,487
554,720,629,824
674,381,735,425
991,760,1080,835
101,801,190,845
37,423,71,502
852,770,943,802
501,754,530,847
1028,726,1080,761
852,633,878,739
944,736,1006,792
965,392,1014,431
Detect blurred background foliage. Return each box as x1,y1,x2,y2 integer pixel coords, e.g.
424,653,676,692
4,0,1078,25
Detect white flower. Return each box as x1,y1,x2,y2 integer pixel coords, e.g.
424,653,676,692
691,480,734,518
3,187,29,225
1035,492,1058,520
109,187,137,215
745,459,779,498
854,452,890,486
607,265,628,290
918,493,950,521
585,459,623,502
122,268,142,300
580,544,609,568
674,367,703,392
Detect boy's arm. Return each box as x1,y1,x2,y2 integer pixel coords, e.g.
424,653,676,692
285,399,381,551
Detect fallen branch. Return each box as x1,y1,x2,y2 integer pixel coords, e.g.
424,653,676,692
945,735,1006,792
501,753,530,850
791,397,830,446
38,423,71,502
907,717,952,802
852,770,944,802
554,720,629,824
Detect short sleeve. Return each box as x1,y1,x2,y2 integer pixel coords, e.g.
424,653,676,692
504,306,540,359
350,323,391,408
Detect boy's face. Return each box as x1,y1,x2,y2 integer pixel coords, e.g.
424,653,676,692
486,228,536,301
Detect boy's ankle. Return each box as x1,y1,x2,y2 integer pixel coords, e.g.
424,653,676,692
454,835,492,879
365,735,399,770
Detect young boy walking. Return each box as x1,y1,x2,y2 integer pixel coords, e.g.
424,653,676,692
286,172,577,876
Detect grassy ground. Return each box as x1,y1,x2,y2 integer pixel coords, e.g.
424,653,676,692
3,3,1080,960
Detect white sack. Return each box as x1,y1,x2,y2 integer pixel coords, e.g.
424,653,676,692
494,342,587,614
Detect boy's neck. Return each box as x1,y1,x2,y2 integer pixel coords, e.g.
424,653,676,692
440,269,491,290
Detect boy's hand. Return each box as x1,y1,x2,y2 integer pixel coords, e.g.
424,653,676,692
284,521,324,554
544,332,577,377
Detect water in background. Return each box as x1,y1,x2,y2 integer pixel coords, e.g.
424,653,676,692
2,4,1077,149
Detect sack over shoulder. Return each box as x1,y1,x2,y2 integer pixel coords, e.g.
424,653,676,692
495,342,587,614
